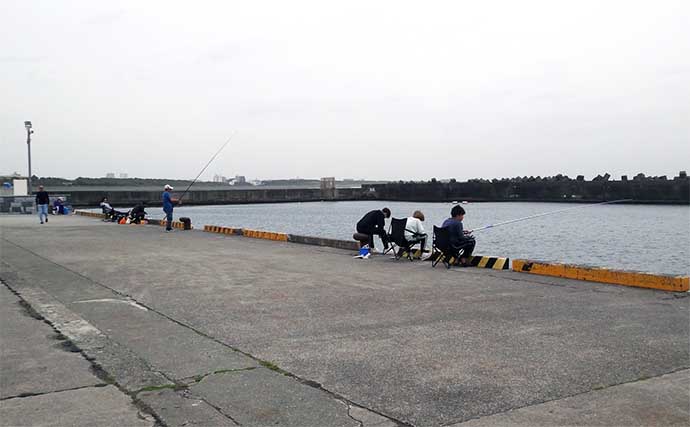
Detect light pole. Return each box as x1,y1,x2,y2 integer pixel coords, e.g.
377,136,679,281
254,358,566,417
24,121,33,193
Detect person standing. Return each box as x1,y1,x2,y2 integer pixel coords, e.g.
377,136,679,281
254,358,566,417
35,185,50,224
441,205,476,266
356,207,391,252
162,185,179,232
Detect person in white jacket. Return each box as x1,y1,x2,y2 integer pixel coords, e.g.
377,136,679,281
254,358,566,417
404,210,428,257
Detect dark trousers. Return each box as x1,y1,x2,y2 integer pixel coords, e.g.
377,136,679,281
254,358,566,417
356,226,389,250
399,236,426,257
412,236,427,252
131,212,146,223
165,210,173,230
454,239,476,259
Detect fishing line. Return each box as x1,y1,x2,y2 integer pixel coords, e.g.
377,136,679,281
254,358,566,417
177,131,237,202
157,132,236,224
469,199,632,233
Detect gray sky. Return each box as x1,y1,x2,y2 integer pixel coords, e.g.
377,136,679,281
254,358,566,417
1,0,688,181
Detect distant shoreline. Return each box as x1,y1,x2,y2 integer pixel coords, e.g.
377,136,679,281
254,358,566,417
2,173,688,207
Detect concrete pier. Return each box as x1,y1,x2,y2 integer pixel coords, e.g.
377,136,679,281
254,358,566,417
1,215,688,426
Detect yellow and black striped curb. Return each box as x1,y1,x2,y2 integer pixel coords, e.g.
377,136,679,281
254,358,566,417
429,252,510,269
467,255,510,270
513,259,689,292
203,225,241,235
75,210,189,229
202,226,359,249
203,225,289,242
152,219,188,229
75,210,105,219
242,228,289,241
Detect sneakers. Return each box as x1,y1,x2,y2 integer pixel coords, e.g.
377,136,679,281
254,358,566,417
165,229,173,232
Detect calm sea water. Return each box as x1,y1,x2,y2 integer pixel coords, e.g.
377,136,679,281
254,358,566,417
114,201,690,275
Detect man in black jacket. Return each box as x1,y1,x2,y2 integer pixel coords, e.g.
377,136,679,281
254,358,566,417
35,185,50,224
129,201,148,224
356,207,391,252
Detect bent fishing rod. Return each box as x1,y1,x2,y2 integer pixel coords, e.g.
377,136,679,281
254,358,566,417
177,131,237,203
468,199,632,233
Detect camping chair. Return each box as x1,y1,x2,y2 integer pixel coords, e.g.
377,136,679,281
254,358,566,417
101,206,114,221
432,226,460,268
387,217,418,261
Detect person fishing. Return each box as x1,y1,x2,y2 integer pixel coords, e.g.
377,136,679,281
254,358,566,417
356,207,391,252
168,132,236,227
162,185,180,232
404,210,428,258
442,205,475,266
129,201,148,224
100,197,125,221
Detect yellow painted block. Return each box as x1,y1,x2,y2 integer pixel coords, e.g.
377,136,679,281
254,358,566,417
478,257,490,268
493,258,508,270
513,260,689,292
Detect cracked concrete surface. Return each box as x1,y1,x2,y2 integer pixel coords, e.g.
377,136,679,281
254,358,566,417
452,369,690,426
1,214,688,426
0,284,152,426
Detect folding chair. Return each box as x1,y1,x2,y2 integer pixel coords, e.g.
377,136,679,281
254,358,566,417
387,218,420,261
431,226,460,268
102,206,114,221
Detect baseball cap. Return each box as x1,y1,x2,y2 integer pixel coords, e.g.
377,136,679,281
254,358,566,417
164,184,174,190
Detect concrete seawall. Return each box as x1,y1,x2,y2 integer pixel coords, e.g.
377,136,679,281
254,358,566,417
60,187,365,207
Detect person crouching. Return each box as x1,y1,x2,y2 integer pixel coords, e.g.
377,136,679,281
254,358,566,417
356,207,391,252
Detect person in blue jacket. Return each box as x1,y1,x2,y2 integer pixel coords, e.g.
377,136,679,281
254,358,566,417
441,205,476,266
162,184,180,231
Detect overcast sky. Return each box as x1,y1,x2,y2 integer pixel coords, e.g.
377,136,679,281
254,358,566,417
1,0,688,181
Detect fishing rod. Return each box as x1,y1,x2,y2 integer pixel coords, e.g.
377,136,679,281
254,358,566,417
177,131,237,203
468,199,632,233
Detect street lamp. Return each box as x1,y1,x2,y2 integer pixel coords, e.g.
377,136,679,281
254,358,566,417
24,121,33,192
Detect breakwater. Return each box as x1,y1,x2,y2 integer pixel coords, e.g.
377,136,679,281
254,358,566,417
45,172,688,207
62,187,363,207
368,173,689,204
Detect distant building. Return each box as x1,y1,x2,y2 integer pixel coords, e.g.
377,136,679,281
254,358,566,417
213,174,227,183
119,173,128,179
233,175,246,185
106,173,115,178
320,177,336,199
320,177,335,190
